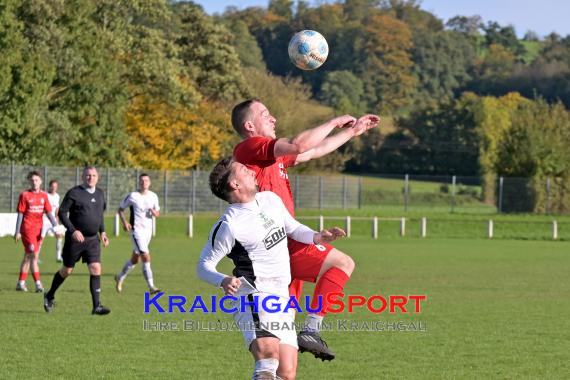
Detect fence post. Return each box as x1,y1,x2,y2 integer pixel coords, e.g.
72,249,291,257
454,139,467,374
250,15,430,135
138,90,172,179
75,167,80,185
404,174,409,212
451,175,456,213
294,175,299,209
10,162,15,212
421,217,427,238
400,218,406,237
188,214,193,238
319,176,323,211
319,215,324,231
488,220,494,239
342,176,347,210
372,217,378,239
163,170,167,214
358,176,363,209
106,168,111,207
114,213,120,237
552,220,558,240
546,177,551,214
191,171,196,214
345,216,351,238
498,177,504,213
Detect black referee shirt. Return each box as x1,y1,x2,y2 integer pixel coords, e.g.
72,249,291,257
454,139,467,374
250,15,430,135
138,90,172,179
59,185,106,237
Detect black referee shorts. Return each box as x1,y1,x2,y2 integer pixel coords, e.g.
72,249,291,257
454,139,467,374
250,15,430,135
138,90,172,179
62,234,101,268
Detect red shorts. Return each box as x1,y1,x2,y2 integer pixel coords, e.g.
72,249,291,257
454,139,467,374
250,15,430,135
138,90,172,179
288,239,333,299
21,230,43,254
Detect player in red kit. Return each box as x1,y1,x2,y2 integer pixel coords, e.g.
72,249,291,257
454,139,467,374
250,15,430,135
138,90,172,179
232,99,380,360
14,171,58,292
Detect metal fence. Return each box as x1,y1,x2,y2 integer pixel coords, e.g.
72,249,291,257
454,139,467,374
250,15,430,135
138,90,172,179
1,164,569,214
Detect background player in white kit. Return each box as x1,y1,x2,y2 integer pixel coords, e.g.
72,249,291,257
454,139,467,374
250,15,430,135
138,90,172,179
115,173,160,294
40,180,64,262
197,157,345,380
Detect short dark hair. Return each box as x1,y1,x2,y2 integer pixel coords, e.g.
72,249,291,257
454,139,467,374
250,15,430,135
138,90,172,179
27,170,42,180
231,98,259,136
49,179,58,186
139,173,150,179
209,157,235,202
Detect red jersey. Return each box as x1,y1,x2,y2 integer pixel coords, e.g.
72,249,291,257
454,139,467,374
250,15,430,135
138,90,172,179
17,190,52,234
233,137,298,216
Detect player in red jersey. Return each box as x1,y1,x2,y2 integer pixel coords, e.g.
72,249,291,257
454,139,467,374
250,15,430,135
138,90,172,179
14,171,58,292
232,99,380,361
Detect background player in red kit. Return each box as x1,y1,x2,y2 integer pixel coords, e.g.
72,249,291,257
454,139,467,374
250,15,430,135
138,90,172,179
14,171,58,292
232,99,380,360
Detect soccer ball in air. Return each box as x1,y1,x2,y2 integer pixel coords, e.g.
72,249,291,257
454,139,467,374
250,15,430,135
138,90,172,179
288,30,329,70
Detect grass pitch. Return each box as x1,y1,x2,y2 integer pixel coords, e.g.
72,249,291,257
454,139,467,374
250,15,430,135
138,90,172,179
1,216,569,379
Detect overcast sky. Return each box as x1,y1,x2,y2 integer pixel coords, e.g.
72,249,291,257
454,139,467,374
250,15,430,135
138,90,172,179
192,0,570,38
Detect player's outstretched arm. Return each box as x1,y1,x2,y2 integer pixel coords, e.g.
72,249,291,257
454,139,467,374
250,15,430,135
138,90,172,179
273,115,356,157
294,114,380,164
314,227,347,244
196,221,235,288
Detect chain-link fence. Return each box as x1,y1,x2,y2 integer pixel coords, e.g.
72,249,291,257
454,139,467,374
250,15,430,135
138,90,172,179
2,164,569,214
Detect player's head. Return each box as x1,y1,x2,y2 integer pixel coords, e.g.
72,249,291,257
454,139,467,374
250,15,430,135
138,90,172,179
231,99,277,139
48,179,58,193
27,171,42,191
139,173,151,192
82,166,98,188
209,157,257,203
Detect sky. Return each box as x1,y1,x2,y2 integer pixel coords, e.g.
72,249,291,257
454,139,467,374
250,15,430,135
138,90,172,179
192,0,570,38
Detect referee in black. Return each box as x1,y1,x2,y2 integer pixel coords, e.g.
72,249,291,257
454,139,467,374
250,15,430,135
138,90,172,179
44,166,111,315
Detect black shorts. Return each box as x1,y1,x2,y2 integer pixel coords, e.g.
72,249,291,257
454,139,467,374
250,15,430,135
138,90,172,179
62,234,101,268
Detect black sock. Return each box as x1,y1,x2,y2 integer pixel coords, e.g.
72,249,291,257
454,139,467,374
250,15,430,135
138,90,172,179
90,275,101,309
47,272,66,299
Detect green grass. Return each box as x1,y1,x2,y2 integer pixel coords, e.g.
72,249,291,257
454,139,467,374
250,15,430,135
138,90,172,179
1,216,570,379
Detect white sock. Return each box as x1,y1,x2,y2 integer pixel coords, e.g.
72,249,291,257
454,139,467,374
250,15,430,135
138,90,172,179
303,314,324,333
56,239,63,259
119,261,135,280
252,358,278,380
18,280,25,286
142,262,155,288
35,280,42,286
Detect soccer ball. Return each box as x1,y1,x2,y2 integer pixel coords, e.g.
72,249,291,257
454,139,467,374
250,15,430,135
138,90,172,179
288,30,329,70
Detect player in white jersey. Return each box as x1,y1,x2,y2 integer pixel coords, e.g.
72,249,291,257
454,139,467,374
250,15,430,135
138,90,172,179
115,173,161,294
40,180,64,262
197,157,345,380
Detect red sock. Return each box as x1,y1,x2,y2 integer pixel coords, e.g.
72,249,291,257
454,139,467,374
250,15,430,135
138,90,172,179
32,272,40,282
311,267,350,317
19,272,28,281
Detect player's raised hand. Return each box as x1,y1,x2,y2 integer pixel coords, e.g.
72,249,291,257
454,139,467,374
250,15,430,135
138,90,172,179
221,276,242,296
314,227,347,244
351,114,380,137
332,115,356,129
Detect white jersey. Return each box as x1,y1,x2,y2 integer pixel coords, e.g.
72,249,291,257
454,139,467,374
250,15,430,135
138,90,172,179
43,192,60,219
197,191,315,297
42,192,60,232
119,191,160,232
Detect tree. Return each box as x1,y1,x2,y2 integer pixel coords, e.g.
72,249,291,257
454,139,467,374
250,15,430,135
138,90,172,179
318,70,365,114
412,30,475,108
360,13,417,113
223,19,266,71
126,97,232,169
446,15,482,35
